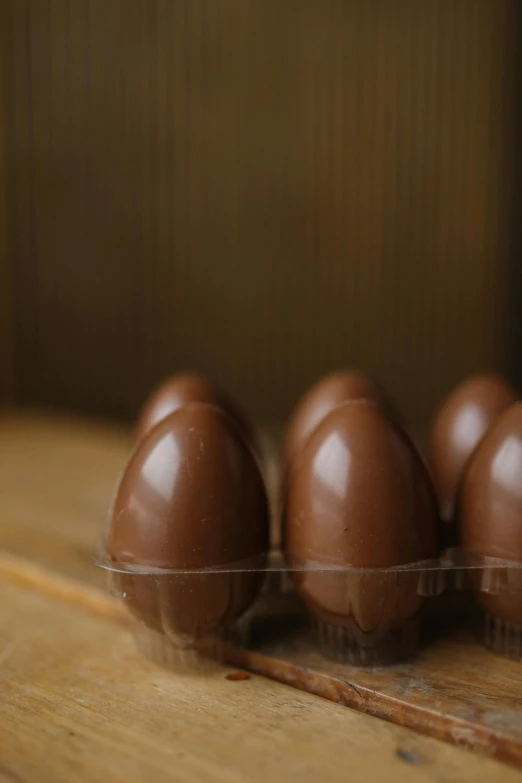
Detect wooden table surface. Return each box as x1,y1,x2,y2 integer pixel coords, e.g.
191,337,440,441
0,410,520,783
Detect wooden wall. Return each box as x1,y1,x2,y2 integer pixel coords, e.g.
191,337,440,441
1,0,520,430
0,24,13,404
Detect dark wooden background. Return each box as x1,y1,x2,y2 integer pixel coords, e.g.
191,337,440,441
1,0,521,431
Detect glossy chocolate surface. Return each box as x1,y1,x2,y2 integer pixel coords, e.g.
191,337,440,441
429,373,517,523
459,402,522,626
109,403,269,638
285,401,440,634
284,370,397,470
135,372,255,448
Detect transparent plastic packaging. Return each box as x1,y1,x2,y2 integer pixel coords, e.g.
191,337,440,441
93,543,522,671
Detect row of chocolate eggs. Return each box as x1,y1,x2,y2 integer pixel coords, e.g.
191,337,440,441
104,369,522,664
284,370,522,659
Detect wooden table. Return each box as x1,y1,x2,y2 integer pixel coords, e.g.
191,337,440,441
0,411,520,783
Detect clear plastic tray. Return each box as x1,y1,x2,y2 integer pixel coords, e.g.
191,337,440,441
93,543,522,671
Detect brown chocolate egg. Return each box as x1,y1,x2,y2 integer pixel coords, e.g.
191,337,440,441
429,373,518,525
109,402,269,644
135,372,255,449
284,370,397,470
285,400,440,663
459,402,522,632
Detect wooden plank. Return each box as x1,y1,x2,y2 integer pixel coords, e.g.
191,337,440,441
0,550,125,625
0,579,519,783
2,545,522,770
0,411,131,587
228,593,522,768
2,411,522,769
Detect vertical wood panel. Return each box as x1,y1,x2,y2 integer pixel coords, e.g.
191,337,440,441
2,0,520,429
0,0,13,403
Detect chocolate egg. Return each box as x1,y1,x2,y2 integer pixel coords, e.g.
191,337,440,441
459,402,522,634
429,373,517,525
285,400,440,663
109,402,269,645
136,372,255,449
284,370,397,470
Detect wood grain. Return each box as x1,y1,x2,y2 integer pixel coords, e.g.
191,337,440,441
0,411,130,587
228,594,522,768
2,0,520,430
2,411,522,773
1,579,520,783
0,3,13,405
